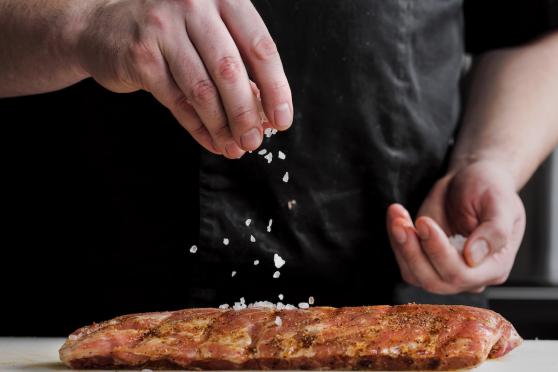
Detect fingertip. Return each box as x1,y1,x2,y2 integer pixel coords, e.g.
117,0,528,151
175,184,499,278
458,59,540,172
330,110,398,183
225,142,246,159
464,238,489,267
272,102,293,130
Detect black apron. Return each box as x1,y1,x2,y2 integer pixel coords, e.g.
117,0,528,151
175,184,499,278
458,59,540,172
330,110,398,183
189,0,465,307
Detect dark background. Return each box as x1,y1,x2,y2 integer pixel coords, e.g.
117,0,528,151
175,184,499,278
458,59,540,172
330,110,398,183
1,0,557,337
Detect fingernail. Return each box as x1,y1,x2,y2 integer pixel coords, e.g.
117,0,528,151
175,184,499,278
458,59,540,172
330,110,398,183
240,128,261,150
392,226,407,245
225,143,244,159
471,239,489,266
274,103,292,129
416,222,430,241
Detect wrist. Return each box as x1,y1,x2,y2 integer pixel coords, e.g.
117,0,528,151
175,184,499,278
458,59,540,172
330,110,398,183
448,153,522,191
56,1,103,80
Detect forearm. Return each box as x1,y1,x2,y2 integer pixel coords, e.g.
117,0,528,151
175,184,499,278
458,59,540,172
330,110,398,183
0,0,95,97
450,32,558,190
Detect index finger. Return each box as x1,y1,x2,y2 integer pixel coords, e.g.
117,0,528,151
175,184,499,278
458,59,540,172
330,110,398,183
221,1,293,131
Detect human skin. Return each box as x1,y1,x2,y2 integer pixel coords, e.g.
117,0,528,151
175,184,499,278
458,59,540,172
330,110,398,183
0,0,293,159
387,32,558,294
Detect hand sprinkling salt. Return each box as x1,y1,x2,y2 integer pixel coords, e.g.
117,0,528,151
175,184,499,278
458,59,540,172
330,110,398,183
257,149,267,155
253,259,260,265
273,271,281,279
278,151,286,160
267,219,273,232
231,271,237,277
189,245,198,254
264,152,273,163
282,172,289,183
223,238,229,246
273,253,286,269
250,234,256,243
245,218,252,227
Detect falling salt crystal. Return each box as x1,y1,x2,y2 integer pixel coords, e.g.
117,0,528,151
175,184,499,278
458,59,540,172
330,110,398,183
449,234,467,254
298,302,310,309
223,238,229,246
189,245,198,254
287,200,297,210
278,151,286,160
271,129,278,135
264,152,273,163
250,234,256,242
264,128,273,138
245,218,252,227
273,271,281,279
267,219,273,232
275,316,283,327
219,304,230,309
282,172,289,183
308,296,315,305
278,294,284,300
231,271,237,277
274,253,286,269
253,259,260,265
257,149,267,155
240,297,245,304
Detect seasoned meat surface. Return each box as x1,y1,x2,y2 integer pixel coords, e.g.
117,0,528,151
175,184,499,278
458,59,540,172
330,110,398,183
59,304,521,370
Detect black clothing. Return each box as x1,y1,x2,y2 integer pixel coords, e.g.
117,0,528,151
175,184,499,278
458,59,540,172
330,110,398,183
192,0,464,307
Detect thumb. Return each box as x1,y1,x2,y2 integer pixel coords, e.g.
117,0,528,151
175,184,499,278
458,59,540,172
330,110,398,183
463,192,515,267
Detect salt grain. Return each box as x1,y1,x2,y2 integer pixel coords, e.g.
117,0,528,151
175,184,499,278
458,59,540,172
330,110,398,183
285,304,297,310
231,271,237,277
278,151,286,160
282,172,289,183
449,234,467,253
253,259,260,265
245,218,252,227
264,128,274,138
189,245,198,254
274,253,286,269
288,200,296,210
278,294,284,300
273,271,281,279
223,238,230,246
219,304,229,309
298,302,310,309
257,149,267,155
264,152,273,163
275,316,283,327
250,234,256,243
308,296,315,305
267,219,273,232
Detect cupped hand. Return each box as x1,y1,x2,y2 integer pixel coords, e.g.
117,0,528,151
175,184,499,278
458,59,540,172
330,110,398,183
75,0,292,158
386,160,526,294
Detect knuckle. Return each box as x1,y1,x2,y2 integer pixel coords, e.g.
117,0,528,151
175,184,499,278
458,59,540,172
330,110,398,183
173,93,193,112
252,35,279,61
215,56,243,83
212,123,232,141
189,123,207,138
230,107,258,128
189,79,218,105
144,6,167,32
445,272,464,287
128,40,159,68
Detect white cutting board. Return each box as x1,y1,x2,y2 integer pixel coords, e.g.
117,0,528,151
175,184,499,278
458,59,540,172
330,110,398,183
0,338,556,371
